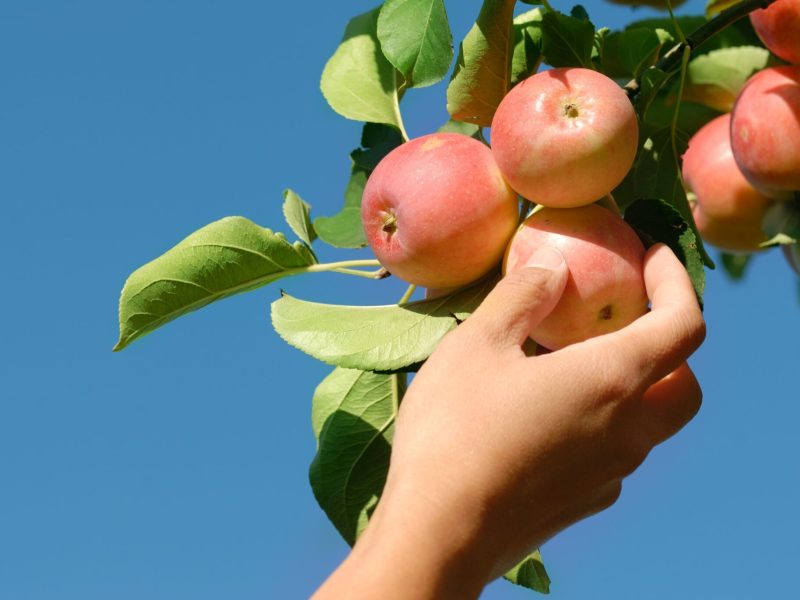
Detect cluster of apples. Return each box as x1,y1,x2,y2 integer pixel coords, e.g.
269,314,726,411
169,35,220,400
683,0,800,274
361,67,649,350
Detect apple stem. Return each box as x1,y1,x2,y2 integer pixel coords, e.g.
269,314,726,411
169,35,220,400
626,0,779,99
397,284,417,305
306,259,385,279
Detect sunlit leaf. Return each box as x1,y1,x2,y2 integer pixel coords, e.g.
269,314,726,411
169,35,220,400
683,46,771,112
377,0,453,88
115,217,317,350
271,277,497,372
282,189,316,247
504,550,551,594
310,367,404,544
540,8,595,69
321,8,403,128
511,8,544,87
446,0,517,126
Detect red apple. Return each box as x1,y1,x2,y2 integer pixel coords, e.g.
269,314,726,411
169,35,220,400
490,67,639,208
361,133,519,289
682,113,773,252
503,204,648,350
730,66,800,199
750,0,800,65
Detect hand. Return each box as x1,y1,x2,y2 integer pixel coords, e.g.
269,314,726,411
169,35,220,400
314,244,705,599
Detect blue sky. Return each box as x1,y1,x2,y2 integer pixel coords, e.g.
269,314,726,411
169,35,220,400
2,1,798,598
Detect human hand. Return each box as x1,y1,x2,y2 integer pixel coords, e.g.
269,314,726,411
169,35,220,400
314,243,705,599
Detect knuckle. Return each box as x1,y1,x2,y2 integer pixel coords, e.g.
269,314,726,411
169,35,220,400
597,482,623,511
611,436,651,479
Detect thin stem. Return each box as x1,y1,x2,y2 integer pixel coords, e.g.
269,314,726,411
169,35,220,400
626,0,778,99
305,259,383,277
670,46,692,190
665,0,685,43
330,267,387,279
397,284,417,305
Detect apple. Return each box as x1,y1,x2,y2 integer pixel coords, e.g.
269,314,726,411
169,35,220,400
361,132,519,289
503,204,648,350
490,67,639,208
682,113,773,252
750,0,800,65
730,65,800,199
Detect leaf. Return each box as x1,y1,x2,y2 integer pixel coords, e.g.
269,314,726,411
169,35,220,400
350,122,404,172
540,8,595,69
271,277,497,372
618,27,671,79
282,189,316,247
504,550,551,594
377,0,453,88
446,0,517,126
720,252,751,281
321,8,403,129
628,16,759,53
115,217,317,351
628,127,713,267
683,46,771,112
625,198,706,302
437,118,483,140
314,167,369,249
310,367,404,545
762,201,800,244
510,8,544,87
706,0,739,18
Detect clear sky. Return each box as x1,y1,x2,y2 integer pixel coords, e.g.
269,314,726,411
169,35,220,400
2,1,799,598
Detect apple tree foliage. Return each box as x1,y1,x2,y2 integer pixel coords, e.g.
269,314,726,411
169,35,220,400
114,0,798,593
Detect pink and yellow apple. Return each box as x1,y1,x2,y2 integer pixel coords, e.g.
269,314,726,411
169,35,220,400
503,204,648,350
750,0,800,65
361,132,519,289
490,67,639,208
682,113,773,252
730,66,800,199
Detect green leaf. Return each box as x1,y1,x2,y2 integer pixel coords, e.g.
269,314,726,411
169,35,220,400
437,118,483,140
314,167,369,249
115,217,317,351
350,122,404,172
625,198,706,302
310,367,404,545
626,127,713,268
683,46,771,112
510,8,544,87
618,27,671,79
504,550,551,594
540,8,595,69
271,277,497,372
377,0,453,88
706,0,739,18
446,0,517,126
720,252,751,281
282,189,316,247
762,201,800,244
321,8,403,129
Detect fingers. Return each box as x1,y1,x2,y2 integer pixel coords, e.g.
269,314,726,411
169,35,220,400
639,362,703,446
463,247,569,347
593,244,706,388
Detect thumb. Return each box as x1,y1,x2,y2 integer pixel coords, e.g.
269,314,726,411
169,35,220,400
465,247,568,348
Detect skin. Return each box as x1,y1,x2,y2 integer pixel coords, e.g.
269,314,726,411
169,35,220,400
750,0,800,66
490,68,639,208
314,244,705,599
730,66,800,199
503,204,648,350
361,133,519,289
682,114,773,252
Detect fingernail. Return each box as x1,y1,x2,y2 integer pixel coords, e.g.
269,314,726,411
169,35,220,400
525,246,565,270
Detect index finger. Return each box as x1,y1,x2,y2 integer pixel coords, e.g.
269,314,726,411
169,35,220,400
577,244,706,389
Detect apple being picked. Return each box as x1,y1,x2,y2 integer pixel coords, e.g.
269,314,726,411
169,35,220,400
730,65,800,199
682,113,773,253
750,0,800,65
361,132,519,289
503,204,648,350
491,67,639,208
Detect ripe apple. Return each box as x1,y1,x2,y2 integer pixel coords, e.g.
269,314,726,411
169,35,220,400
503,204,648,350
750,0,800,65
682,114,773,252
361,132,519,289
490,67,639,208
730,66,800,199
